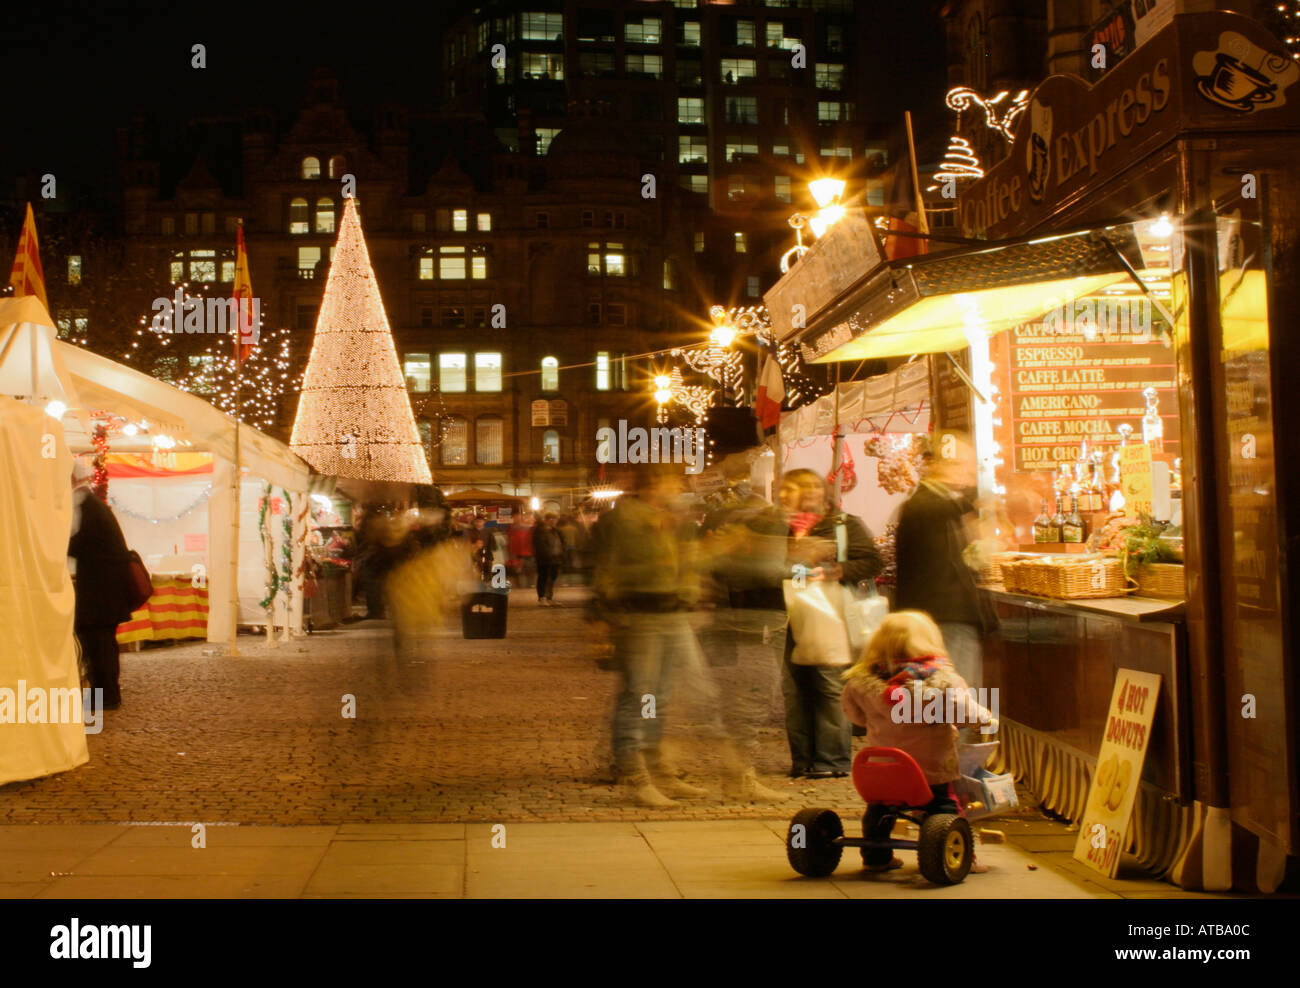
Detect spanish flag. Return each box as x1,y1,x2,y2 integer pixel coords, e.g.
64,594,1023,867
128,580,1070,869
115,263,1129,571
885,111,930,261
232,221,255,365
7,203,49,311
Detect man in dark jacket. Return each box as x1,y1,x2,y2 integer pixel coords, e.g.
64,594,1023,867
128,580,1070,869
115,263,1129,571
68,464,135,710
532,513,566,605
895,433,990,700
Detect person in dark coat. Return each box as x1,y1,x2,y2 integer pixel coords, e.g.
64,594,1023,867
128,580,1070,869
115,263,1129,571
532,513,566,605
68,462,135,710
779,468,883,778
894,432,993,709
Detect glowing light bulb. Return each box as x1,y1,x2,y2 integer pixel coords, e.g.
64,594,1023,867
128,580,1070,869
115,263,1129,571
44,400,67,419
1149,213,1174,238
709,324,736,348
808,177,846,209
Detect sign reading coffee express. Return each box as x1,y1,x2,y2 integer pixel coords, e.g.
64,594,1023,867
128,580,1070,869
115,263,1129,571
959,13,1300,241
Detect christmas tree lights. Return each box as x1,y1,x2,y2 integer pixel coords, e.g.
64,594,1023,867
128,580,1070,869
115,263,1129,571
289,198,433,484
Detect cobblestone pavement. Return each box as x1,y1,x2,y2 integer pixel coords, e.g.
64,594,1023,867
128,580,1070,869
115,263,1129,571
2,586,886,825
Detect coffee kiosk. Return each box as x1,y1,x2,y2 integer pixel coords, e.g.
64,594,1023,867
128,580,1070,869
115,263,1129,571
766,12,1300,891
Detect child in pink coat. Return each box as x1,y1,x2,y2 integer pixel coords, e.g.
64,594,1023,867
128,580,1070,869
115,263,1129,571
841,610,996,871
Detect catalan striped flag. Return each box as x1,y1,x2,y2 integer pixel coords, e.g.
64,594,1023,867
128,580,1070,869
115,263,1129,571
232,221,255,365
7,203,49,311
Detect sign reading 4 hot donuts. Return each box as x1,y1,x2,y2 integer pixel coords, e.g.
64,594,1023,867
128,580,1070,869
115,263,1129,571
1073,669,1162,878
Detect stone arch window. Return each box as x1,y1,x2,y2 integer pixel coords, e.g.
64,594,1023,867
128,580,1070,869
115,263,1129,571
315,198,335,234
476,416,504,465
301,156,321,179
289,197,309,234
541,356,559,392
543,429,561,464
440,415,468,466
328,154,347,179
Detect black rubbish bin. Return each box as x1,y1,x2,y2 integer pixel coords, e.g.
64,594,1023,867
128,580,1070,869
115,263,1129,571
461,589,508,639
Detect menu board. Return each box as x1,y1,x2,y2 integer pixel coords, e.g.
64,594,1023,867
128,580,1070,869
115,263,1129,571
1001,316,1179,471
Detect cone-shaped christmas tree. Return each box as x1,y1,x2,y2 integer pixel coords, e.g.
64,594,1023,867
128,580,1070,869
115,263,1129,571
290,198,433,484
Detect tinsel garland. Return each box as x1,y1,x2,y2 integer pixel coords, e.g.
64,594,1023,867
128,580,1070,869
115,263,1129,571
258,483,278,610
108,484,213,525
278,487,293,607
91,422,109,501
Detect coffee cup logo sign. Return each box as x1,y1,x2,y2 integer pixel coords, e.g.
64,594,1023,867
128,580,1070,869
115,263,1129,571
1193,31,1298,114
1025,99,1053,203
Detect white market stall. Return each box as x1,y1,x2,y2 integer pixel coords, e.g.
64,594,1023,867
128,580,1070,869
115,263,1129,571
52,341,313,642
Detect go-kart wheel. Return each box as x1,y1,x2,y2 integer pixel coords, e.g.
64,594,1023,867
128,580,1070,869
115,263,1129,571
917,813,973,885
787,808,843,877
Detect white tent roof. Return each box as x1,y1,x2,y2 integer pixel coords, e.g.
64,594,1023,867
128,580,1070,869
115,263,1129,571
54,342,311,491
0,296,82,409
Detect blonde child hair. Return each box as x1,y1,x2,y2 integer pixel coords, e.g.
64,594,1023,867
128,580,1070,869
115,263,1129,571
843,610,948,682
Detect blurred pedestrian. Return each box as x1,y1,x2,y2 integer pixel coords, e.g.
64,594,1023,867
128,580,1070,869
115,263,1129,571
508,517,534,588
592,466,708,806
67,460,134,711
533,513,566,606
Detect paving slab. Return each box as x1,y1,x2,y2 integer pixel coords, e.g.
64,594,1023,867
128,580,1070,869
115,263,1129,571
111,825,339,847
36,874,309,898
70,845,327,877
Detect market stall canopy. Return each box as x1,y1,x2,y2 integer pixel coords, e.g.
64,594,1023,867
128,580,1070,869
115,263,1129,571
779,224,1146,363
780,358,930,442
443,488,524,504
54,341,311,491
0,296,81,408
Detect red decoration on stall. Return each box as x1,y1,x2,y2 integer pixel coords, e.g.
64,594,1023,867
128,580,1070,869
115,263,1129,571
827,437,858,495
91,421,110,501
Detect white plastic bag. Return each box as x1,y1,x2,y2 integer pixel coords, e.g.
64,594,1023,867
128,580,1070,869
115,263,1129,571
783,578,853,666
843,580,889,651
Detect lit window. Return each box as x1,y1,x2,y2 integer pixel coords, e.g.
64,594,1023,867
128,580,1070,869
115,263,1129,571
476,417,504,465
441,416,468,465
679,21,700,46
663,259,677,290
694,232,705,253
453,209,468,232
734,232,747,253
535,128,560,154
866,180,886,206
170,254,183,282
439,353,467,392
542,430,560,463
729,175,760,201
404,353,431,392
596,352,610,391
328,155,346,179
725,139,759,162
419,257,434,280
440,246,467,279
818,101,840,122
587,242,601,275
775,176,792,202
736,19,756,46
678,97,704,124
472,255,487,279
678,135,708,165
191,249,216,283
541,356,559,392
289,198,309,234
747,276,761,298
161,217,175,235
521,51,563,80
315,198,335,233
67,256,82,286
412,212,426,232
475,352,502,392
682,175,707,194
605,244,626,277
302,156,321,179
476,212,491,231
816,63,845,90
220,260,235,282
625,16,662,44
627,54,662,78
297,246,320,274
521,12,563,41
720,59,757,84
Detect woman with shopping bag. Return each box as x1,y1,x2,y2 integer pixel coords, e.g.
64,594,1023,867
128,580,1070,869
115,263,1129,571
778,469,883,779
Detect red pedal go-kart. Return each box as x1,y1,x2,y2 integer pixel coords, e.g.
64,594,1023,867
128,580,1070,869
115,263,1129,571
787,746,1002,886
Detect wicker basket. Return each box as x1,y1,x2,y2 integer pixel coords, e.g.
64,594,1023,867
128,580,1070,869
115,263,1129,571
978,551,1021,587
1004,556,1132,599
1133,562,1185,599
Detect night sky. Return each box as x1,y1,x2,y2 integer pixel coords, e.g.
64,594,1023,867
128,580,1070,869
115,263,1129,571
4,0,947,203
